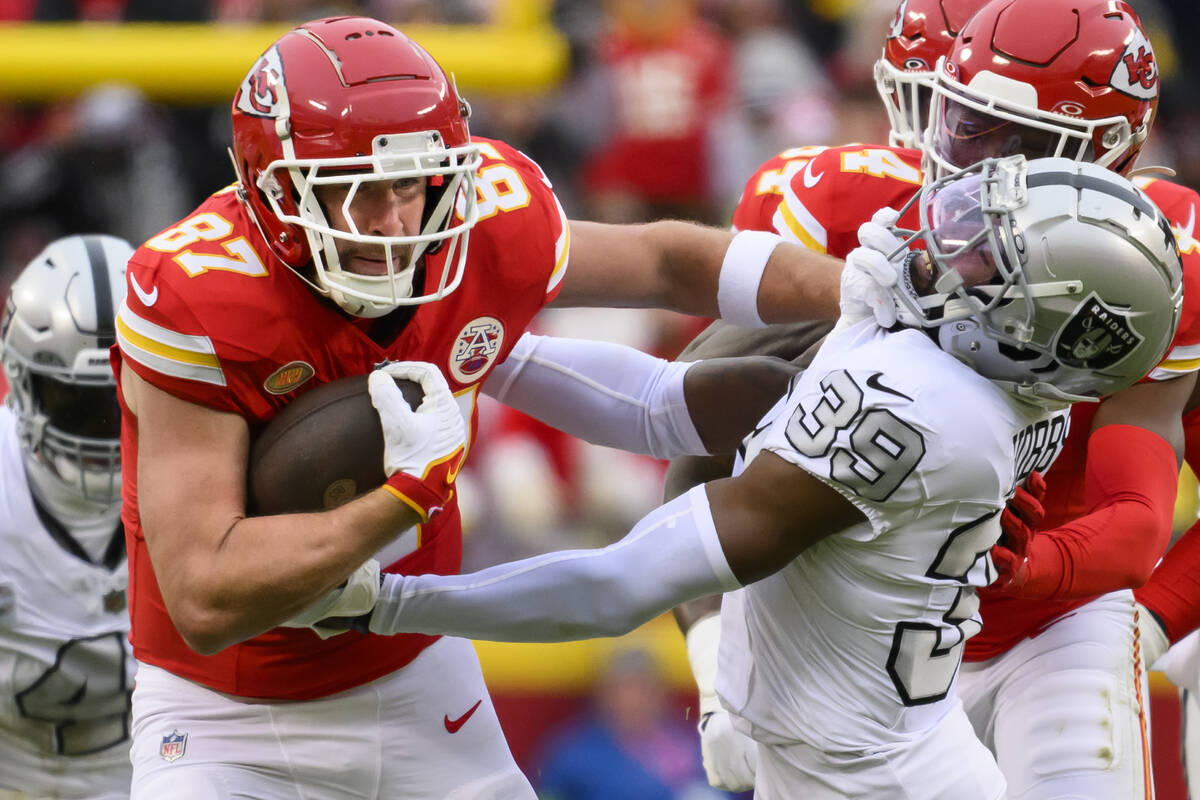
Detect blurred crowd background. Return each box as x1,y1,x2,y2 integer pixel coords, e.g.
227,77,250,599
0,0,1197,796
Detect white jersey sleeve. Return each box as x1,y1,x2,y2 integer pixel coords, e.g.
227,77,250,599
718,321,1070,752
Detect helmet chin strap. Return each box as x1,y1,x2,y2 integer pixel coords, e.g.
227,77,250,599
317,233,418,318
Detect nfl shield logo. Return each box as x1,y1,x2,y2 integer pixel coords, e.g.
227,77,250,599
159,730,188,762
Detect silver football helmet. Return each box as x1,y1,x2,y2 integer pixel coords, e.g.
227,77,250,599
886,155,1182,404
1,234,131,523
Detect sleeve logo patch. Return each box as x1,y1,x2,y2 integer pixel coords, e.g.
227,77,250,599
449,316,504,384
263,361,315,395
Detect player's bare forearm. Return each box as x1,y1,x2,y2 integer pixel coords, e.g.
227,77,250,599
684,356,799,454
168,491,418,654
126,365,420,654
555,220,730,313
756,245,843,324
555,220,842,322
706,452,866,584
1094,372,1193,462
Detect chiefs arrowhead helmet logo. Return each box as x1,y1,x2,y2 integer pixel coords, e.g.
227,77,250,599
236,45,289,118
1109,30,1158,100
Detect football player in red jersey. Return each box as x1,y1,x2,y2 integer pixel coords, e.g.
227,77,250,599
669,0,1200,796
115,16,853,799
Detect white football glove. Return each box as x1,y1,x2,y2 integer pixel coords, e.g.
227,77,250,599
280,558,381,639
686,614,757,791
370,362,467,520
839,207,905,329
1137,601,1170,670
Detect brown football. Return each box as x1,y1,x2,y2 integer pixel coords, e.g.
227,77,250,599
247,374,424,515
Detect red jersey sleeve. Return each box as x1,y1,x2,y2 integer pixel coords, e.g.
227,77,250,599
115,187,292,419
772,144,924,258
1138,177,1200,379
730,146,827,233
468,138,569,309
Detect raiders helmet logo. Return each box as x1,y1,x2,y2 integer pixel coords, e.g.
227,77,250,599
1109,28,1157,100
1054,294,1144,369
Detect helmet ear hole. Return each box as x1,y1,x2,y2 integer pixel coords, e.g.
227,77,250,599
997,342,1043,362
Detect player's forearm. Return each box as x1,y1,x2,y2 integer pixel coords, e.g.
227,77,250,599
483,332,708,458
558,221,841,324
484,334,797,458
365,486,741,642
160,489,417,654
756,243,843,324
1136,519,1200,643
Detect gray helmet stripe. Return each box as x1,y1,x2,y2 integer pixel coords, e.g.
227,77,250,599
82,235,116,347
1026,170,1158,219
1026,170,1174,254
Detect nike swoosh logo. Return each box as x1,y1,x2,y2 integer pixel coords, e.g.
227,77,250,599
130,272,158,307
802,159,824,189
444,699,482,733
865,371,912,401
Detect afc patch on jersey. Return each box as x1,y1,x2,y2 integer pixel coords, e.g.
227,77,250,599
449,316,504,383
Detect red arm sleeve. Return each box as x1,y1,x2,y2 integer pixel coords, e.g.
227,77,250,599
1016,424,1178,600
1134,407,1200,643
1134,519,1200,643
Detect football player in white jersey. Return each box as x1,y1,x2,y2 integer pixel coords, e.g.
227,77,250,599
0,235,135,799
296,156,1183,799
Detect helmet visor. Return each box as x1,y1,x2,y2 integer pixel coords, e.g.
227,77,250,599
925,173,999,289
933,97,1091,171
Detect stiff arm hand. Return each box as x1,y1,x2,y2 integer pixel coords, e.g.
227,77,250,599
838,207,906,329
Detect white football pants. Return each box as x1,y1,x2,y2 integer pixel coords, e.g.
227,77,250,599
753,699,1006,800
129,636,534,800
958,590,1153,800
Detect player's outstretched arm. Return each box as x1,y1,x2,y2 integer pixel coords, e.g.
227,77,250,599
125,362,457,655
347,451,864,643
1002,373,1193,600
484,332,799,459
557,221,843,326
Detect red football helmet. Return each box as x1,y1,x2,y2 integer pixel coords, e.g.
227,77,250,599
875,0,991,150
230,17,482,317
926,0,1158,179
